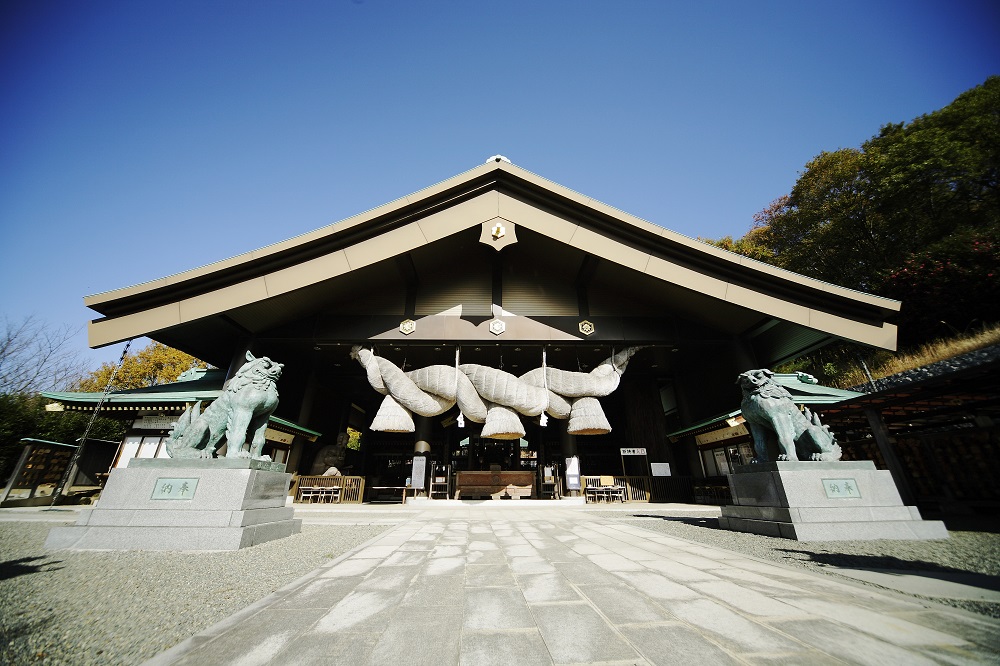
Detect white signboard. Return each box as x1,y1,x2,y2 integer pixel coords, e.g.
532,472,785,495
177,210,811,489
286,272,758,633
411,456,427,490
565,456,581,490
620,448,647,456
133,416,177,431
650,463,671,477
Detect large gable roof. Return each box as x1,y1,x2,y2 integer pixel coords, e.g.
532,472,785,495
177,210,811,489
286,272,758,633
85,160,899,365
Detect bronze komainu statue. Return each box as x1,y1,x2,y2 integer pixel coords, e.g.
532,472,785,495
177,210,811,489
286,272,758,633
165,352,283,460
737,369,841,462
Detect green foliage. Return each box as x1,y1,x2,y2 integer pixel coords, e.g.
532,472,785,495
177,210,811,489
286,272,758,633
711,76,1000,353
0,393,126,483
72,342,208,392
881,230,1000,346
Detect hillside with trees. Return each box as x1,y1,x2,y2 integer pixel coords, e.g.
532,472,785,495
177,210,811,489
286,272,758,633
705,77,999,383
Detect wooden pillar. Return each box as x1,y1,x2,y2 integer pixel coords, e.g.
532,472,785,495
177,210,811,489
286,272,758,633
864,407,916,505
623,378,675,469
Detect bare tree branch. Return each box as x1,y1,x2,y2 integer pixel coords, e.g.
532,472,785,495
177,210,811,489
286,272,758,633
0,315,89,394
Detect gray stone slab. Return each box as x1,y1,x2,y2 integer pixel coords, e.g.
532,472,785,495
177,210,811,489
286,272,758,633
96,467,290,512
318,557,381,578
896,609,1000,653
44,520,300,551
355,564,421,591
466,563,516,587
401,574,466,607
517,572,581,603
662,599,804,653
530,602,643,663
369,606,463,666
269,575,360,610
312,589,406,633
689,580,802,616
170,608,325,666
275,631,380,666
788,520,949,541
576,583,673,624
619,623,742,665
771,619,944,666
611,570,700,600
552,560,625,585
779,597,967,647
127,458,286,471
463,587,534,630
833,568,1000,601
460,629,553,666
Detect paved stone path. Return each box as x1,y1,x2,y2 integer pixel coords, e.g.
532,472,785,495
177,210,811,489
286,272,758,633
148,504,1000,665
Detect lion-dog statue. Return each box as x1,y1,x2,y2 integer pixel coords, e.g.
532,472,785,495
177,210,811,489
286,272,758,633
737,369,841,462
165,352,283,460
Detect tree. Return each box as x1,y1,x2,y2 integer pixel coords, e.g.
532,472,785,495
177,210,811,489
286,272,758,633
0,394,127,483
0,315,89,393
700,197,783,263
708,77,1000,347
72,341,209,392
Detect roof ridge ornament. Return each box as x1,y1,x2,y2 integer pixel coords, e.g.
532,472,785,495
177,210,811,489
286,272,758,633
486,154,512,164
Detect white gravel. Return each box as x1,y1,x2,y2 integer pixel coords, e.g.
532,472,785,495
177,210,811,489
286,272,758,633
0,521,391,665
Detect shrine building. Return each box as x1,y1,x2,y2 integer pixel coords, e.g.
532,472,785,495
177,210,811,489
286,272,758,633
52,158,901,501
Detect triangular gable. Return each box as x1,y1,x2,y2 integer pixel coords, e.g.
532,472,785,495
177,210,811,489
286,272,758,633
85,160,899,357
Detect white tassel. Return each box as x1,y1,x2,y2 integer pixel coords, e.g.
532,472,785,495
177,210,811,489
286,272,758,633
540,348,549,426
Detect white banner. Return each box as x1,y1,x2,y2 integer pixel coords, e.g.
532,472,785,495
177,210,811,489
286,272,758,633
620,448,647,456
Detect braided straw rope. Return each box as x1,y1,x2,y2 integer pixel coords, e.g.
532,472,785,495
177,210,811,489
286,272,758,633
352,346,642,435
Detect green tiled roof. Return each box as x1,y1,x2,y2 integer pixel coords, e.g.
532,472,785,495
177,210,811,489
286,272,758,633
42,368,320,440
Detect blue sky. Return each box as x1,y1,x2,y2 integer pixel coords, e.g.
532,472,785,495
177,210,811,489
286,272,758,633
1,0,997,370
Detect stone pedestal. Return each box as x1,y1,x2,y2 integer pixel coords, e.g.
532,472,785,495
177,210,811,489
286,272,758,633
45,459,301,551
719,461,947,541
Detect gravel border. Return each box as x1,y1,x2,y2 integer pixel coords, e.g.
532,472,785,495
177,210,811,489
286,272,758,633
0,522,392,666
591,509,1000,619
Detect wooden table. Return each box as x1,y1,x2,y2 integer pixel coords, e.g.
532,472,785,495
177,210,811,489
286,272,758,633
454,471,535,499
367,486,410,503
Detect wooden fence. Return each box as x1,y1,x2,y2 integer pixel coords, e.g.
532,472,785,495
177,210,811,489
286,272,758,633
581,475,693,503
294,475,365,504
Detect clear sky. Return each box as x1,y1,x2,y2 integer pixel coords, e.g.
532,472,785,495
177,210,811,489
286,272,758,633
1,0,998,370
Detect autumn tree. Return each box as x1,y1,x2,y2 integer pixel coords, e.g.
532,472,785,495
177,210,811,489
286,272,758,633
72,341,209,392
708,76,1000,347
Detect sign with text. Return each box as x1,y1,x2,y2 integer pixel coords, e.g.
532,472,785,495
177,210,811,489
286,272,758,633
650,463,672,477
133,416,177,430
410,456,427,490
822,478,861,499
565,456,581,490
620,448,647,456
151,478,199,500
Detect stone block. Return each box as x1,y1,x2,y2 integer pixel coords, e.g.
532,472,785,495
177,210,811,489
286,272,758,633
720,460,948,542
45,461,299,551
